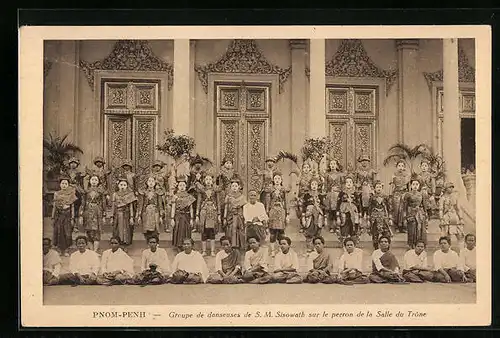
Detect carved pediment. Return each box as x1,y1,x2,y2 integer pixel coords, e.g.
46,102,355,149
423,46,475,89
306,39,398,96
79,40,174,90
44,59,53,79
195,39,292,94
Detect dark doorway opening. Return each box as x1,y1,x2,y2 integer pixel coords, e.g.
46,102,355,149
460,118,475,173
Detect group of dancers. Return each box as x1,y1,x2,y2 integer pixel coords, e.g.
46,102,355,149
49,151,466,260
43,232,477,286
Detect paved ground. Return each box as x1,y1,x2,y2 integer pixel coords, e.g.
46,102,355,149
44,283,476,305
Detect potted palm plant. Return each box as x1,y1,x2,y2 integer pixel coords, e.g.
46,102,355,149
156,129,196,179
43,133,83,191
382,143,431,173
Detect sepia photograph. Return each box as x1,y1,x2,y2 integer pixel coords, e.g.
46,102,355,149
20,25,491,327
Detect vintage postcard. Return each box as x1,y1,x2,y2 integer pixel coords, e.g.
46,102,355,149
19,25,491,327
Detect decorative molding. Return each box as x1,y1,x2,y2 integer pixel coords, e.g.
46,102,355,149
289,39,307,50
423,45,476,90
396,39,420,50
44,59,53,79
305,39,398,96
195,39,292,94
80,40,173,91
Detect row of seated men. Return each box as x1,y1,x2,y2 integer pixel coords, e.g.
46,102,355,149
43,233,476,286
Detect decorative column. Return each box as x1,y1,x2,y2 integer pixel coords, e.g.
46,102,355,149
58,41,79,142
396,39,419,143
442,38,468,199
173,39,191,135
189,40,196,138
308,39,326,138
290,39,307,152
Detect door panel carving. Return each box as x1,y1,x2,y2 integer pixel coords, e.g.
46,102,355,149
326,85,377,171
102,78,161,185
216,83,270,194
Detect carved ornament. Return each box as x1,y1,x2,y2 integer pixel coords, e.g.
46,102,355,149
423,46,475,90
80,40,174,91
306,39,398,96
195,39,292,94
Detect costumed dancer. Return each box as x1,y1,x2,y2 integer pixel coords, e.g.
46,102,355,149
301,178,325,254
188,154,208,232
354,155,377,235
223,177,247,251
389,159,410,233
62,156,84,220
368,180,393,250
137,175,166,242
296,161,315,233
267,172,290,257
322,158,344,234
110,177,137,246
51,176,78,256
84,156,112,203
196,168,220,257
79,174,107,252
258,157,278,212
418,159,437,214
170,176,196,251
438,182,465,247
216,156,238,234
336,174,361,245
402,175,428,249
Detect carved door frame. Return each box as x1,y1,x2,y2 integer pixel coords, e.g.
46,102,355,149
94,70,169,173
208,73,278,194
430,81,475,156
325,76,384,171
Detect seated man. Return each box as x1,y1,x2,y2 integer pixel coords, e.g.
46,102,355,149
170,238,209,284
338,237,370,284
43,238,62,285
271,236,303,284
243,190,269,244
132,235,171,285
433,236,467,283
304,236,340,284
460,233,476,283
207,236,243,284
369,236,408,284
402,240,435,283
58,236,100,285
96,236,135,285
242,236,272,284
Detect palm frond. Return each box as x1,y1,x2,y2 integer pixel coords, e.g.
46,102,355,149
275,150,298,164
387,143,413,157
383,154,404,167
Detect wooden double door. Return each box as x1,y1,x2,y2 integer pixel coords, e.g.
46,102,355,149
326,85,378,172
215,81,271,194
102,79,160,188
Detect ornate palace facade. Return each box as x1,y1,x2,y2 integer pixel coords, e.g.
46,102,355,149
43,38,476,226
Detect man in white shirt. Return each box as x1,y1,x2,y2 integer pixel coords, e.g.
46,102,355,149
132,235,171,285
242,236,272,284
338,237,369,284
402,240,435,283
369,236,407,284
304,236,341,284
43,238,62,285
460,234,476,282
58,236,100,285
207,236,243,284
97,236,135,285
271,236,302,284
243,190,269,244
170,238,209,284
433,236,467,283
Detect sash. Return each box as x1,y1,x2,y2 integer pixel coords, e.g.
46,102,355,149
313,250,331,271
221,250,241,274
114,190,137,208
54,187,78,207
175,192,196,210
